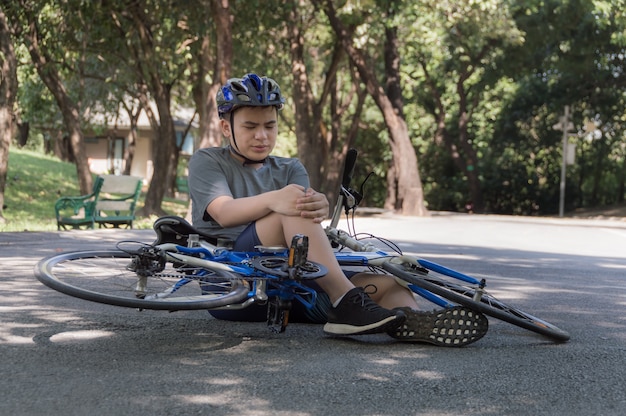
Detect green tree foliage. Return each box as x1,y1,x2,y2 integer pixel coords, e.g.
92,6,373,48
315,0,428,215
98,0,202,215
488,0,626,214
400,0,525,212
5,0,626,219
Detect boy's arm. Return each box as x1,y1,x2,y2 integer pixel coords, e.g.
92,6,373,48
208,184,315,227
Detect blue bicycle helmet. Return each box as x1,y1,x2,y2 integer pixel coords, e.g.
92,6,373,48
217,73,285,119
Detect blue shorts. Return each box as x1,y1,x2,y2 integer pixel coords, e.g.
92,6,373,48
208,222,334,324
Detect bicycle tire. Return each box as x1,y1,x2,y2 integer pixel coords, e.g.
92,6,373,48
35,250,249,310
383,262,570,342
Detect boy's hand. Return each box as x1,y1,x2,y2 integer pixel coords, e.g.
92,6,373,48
296,188,329,223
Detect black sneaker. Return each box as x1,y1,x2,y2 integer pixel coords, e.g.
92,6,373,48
323,287,406,336
387,306,488,347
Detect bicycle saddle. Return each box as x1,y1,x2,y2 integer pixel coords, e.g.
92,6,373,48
153,215,225,247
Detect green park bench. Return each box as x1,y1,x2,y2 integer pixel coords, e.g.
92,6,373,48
176,176,189,196
55,174,143,230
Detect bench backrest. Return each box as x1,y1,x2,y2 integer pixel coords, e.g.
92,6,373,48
99,175,143,194
95,175,143,212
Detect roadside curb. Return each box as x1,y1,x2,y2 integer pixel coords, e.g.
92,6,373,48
351,209,626,230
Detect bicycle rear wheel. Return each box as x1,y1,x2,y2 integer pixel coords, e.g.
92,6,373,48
35,250,249,310
383,262,570,342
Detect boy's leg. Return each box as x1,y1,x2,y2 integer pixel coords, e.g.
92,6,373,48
255,212,405,335
255,212,357,302
220,217,486,345
350,273,420,310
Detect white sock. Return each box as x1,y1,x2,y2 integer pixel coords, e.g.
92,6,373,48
332,291,349,308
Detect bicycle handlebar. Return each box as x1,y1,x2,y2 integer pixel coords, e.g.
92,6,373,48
342,148,358,189
329,149,360,228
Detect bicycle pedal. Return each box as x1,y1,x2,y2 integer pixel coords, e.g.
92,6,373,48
267,299,291,333
288,234,309,268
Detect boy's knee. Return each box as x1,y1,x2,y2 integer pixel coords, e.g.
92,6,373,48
353,273,401,291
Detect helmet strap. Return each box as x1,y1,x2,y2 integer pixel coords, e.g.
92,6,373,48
228,111,266,165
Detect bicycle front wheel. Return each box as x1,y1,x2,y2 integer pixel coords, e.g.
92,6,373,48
383,262,570,342
35,250,249,310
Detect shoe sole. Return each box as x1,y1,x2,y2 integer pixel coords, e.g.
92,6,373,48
389,306,488,347
323,314,405,336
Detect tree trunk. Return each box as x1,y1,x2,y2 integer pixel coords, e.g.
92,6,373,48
288,2,366,204
119,104,140,176
617,144,626,204
17,121,28,147
383,12,406,212
0,8,18,223
318,0,428,216
123,1,183,217
289,0,325,191
195,0,232,150
187,0,232,221
136,82,176,217
24,18,92,194
325,66,366,204
456,82,484,212
424,59,484,212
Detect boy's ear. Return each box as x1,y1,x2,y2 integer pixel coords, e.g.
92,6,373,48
220,119,231,137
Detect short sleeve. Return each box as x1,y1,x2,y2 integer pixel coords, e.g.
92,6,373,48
188,148,232,224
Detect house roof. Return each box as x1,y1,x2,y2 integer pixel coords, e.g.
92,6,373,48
91,101,198,130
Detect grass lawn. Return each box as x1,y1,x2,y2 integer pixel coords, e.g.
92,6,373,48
0,147,189,232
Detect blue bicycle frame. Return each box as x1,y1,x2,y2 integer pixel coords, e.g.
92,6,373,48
162,244,319,312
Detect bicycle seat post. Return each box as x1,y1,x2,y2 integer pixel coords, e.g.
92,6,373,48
188,234,200,248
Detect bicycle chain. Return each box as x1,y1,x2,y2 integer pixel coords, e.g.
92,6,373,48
149,267,271,281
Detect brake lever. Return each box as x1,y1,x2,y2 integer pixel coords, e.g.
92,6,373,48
359,172,374,200
342,172,375,214
341,185,356,212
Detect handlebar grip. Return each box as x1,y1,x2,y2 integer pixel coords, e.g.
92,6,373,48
342,148,358,188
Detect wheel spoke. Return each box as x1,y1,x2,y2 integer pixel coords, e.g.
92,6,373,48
35,250,249,310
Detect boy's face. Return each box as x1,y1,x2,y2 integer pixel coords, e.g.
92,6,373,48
222,106,278,163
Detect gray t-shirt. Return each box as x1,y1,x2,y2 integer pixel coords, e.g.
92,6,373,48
188,146,310,241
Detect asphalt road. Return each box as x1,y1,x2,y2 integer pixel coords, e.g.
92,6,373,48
1,213,625,416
